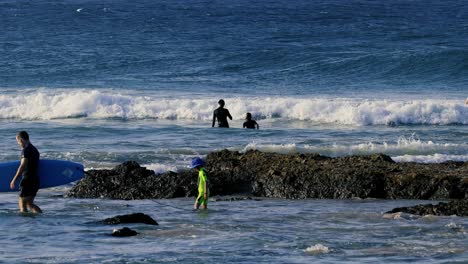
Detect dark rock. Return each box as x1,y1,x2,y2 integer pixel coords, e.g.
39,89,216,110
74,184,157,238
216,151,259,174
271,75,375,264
111,227,138,237
386,200,468,217
114,161,141,175
67,150,468,200
99,213,158,225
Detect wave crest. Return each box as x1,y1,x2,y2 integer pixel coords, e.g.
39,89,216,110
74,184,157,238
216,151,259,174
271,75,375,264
0,89,466,125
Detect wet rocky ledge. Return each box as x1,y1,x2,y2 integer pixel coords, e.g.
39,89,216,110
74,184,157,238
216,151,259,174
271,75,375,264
67,150,468,216
385,200,468,217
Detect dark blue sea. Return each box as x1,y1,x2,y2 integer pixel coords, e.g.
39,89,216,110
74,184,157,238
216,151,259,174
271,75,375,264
0,0,467,262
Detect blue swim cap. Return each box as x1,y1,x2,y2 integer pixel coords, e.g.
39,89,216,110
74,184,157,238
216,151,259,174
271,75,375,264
190,157,205,168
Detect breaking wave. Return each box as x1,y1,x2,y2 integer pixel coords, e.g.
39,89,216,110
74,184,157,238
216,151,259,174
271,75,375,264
0,89,467,126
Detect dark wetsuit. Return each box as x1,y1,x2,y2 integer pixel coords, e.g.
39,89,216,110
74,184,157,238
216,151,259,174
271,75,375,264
19,143,40,198
243,120,258,129
212,107,232,128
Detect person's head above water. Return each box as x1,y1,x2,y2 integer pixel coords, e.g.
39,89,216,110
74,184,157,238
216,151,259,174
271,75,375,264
246,112,252,120
218,99,225,107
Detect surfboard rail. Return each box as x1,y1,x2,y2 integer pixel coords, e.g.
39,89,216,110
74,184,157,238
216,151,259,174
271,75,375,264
0,159,84,192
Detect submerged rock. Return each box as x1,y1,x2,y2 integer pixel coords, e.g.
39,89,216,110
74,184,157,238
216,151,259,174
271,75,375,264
210,196,261,202
99,213,158,225
67,150,468,200
111,227,138,237
386,200,468,217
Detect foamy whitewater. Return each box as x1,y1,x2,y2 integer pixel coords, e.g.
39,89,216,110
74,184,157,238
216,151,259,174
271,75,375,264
1,89,467,126
0,0,467,263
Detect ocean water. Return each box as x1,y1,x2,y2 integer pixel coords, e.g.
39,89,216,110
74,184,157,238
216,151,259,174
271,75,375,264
1,191,468,264
0,0,467,262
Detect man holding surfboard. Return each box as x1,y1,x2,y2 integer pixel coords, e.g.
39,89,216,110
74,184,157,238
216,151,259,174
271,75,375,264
10,131,42,213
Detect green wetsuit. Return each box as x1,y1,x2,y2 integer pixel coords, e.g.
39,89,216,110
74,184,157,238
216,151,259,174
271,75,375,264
196,168,209,206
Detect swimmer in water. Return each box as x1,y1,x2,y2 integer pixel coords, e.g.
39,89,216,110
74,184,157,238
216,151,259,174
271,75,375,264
243,112,259,129
212,99,233,128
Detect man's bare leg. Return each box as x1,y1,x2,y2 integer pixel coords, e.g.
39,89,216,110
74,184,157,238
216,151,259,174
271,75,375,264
18,197,27,213
21,197,42,213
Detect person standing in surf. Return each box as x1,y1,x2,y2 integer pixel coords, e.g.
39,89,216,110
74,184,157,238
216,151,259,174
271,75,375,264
212,99,233,128
10,131,42,213
191,157,209,210
243,112,259,129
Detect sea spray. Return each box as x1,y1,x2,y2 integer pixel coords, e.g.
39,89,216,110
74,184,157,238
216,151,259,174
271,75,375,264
0,89,466,125
304,244,330,254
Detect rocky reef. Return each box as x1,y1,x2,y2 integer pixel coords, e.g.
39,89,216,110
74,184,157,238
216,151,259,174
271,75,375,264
99,213,158,225
111,227,138,237
385,200,468,217
67,150,468,201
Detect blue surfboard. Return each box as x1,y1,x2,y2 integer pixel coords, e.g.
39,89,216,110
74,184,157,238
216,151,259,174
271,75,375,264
0,159,84,192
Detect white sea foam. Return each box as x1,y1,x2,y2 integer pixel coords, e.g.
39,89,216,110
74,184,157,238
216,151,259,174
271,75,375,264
392,154,468,163
237,136,468,162
304,244,330,254
0,89,467,125
144,163,178,174
446,222,466,233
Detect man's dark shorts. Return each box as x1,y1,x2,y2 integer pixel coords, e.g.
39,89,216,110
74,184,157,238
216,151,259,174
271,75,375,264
19,179,39,198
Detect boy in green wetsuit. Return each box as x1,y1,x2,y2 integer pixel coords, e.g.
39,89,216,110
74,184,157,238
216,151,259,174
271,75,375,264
191,158,209,210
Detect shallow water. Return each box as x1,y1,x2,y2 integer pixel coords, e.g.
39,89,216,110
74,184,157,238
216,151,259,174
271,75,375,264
1,189,467,263
0,118,467,173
